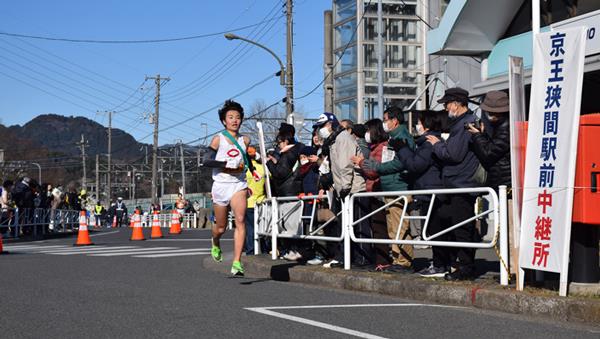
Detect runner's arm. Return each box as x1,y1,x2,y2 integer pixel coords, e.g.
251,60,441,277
202,135,227,168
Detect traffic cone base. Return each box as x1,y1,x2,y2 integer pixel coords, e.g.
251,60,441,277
75,211,94,246
0,233,8,254
130,212,146,241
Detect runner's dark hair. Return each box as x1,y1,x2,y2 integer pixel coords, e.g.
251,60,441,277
218,99,245,123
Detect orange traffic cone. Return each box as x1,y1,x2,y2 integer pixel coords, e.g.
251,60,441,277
129,214,135,228
130,211,145,241
112,215,117,228
169,210,182,235
0,232,7,254
75,211,94,246
150,211,163,239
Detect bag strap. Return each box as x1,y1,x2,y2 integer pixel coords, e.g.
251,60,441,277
222,130,254,172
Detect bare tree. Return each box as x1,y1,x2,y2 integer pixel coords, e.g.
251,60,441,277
240,99,286,146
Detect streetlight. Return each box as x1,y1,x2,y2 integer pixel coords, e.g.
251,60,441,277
224,33,285,87
224,33,295,124
30,162,41,184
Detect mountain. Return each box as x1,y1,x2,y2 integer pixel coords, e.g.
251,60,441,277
7,114,146,161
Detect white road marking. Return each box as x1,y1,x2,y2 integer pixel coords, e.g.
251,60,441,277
245,304,463,339
88,248,206,257
147,239,233,241
50,247,176,256
90,230,120,237
35,246,137,253
4,245,67,250
132,251,210,258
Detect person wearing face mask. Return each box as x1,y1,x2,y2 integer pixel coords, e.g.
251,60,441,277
426,87,481,281
391,111,448,277
351,118,391,271
267,130,305,261
358,106,415,273
467,91,511,191
313,112,371,268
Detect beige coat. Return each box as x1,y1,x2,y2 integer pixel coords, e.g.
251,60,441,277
330,130,366,195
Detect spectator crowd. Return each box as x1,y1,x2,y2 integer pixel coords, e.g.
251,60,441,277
241,87,512,281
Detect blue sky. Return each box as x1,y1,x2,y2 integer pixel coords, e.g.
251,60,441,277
0,0,330,145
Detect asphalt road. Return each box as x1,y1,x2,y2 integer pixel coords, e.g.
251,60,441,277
1,228,598,338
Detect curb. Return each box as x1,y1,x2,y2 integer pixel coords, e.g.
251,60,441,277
204,255,600,325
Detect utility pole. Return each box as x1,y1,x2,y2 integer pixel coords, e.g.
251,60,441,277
106,111,113,204
76,134,89,189
179,141,186,195
95,154,99,200
285,0,295,122
377,0,384,118
146,74,170,204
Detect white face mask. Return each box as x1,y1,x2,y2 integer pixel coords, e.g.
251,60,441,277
318,126,331,139
382,121,391,133
416,123,425,136
364,132,371,144
300,159,309,165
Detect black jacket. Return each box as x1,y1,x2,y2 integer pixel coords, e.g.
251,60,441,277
267,143,304,197
432,110,481,188
471,117,511,190
397,131,444,201
11,182,34,209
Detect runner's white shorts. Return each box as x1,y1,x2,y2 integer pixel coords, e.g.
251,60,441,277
211,181,248,207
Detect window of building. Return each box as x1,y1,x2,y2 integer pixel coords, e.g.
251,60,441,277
335,19,357,48
503,0,600,39
335,45,357,74
364,1,417,16
335,0,357,22
364,17,419,42
363,43,421,69
336,99,358,121
335,73,358,99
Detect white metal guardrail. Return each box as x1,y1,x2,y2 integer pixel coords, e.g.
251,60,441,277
253,186,509,286
0,208,81,239
254,194,344,258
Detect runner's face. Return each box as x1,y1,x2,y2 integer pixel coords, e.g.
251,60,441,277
223,110,242,132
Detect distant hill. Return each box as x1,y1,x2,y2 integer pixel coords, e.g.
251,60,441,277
6,114,146,161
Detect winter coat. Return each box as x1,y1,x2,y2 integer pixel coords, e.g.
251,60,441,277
358,141,387,192
365,124,415,191
330,129,366,195
297,162,319,196
397,131,444,201
267,143,304,197
471,117,511,190
11,182,34,209
432,110,481,189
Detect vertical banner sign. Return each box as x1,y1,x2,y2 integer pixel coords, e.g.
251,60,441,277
519,27,587,296
509,56,527,249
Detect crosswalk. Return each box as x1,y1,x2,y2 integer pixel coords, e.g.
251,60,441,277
3,244,211,259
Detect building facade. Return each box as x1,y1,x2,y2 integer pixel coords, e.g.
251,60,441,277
428,0,600,114
328,0,481,122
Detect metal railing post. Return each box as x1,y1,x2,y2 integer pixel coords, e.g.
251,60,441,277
499,185,509,286
271,197,278,260
344,196,351,270
254,204,260,255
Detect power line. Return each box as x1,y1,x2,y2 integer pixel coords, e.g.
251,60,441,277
137,72,279,141
0,17,283,44
163,0,284,101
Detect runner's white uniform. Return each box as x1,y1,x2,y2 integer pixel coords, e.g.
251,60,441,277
211,133,248,206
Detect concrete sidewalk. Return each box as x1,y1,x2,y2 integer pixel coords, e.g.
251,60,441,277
203,253,600,326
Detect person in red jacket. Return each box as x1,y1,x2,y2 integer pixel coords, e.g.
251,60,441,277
352,118,392,271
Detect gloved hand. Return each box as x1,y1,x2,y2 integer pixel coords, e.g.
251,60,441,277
388,138,407,151
225,158,242,169
339,188,351,200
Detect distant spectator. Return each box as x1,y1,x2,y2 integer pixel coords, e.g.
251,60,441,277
1,180,14,235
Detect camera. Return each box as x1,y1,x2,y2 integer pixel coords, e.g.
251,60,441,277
464,119,482,130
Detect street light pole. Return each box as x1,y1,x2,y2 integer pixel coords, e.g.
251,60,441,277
30,162,41,184
224,33,289,118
